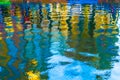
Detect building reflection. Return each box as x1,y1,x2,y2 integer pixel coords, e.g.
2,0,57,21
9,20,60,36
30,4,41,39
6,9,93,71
1,5,21,80
68,4,81,48
94,4,119,79
49,3,61,55
59,3,69,53
59,3,69,39
66,4,98,64
65,4,119,80
39,4,51,79
23,4,41,80
0,3,120,80
47,3,72,80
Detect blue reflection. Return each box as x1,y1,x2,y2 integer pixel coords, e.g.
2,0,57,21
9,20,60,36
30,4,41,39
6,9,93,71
5,38,20,80
0,3,120,80
68,0,98,4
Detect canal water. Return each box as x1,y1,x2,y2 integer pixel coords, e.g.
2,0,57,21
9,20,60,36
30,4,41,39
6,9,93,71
0,3,120,80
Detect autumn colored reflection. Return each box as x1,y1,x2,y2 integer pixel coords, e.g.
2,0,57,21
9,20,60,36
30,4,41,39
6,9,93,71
0,3,120,80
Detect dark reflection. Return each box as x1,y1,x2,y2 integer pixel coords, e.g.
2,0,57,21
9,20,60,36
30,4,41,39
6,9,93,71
66,5,98,64
0,3,120,80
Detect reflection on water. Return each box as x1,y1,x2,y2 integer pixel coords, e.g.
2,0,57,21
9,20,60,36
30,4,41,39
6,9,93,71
0,3,120,80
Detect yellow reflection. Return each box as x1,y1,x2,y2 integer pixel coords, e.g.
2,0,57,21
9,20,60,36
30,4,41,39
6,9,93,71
70,15,80,40
60,3,68,39
50,3,60,22
4,16,14,39
42,4,48,17
16,24,23,31
27,59,39,80
29,4,41,28
50,3,60,21
94,13,111,30
31,59,38,66
83,5,91,15
5,28,14,32
15,6,23,32
26,71,40,80
94,10,119,37
41,4,50,33
0,37,2,40
0,32,3,40
82,5,91,38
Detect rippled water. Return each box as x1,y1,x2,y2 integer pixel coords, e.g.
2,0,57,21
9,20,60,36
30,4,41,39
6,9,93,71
0,3,120,80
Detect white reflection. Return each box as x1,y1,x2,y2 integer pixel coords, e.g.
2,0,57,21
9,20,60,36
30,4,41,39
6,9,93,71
110,11,120,80
110,63,120,80
47,55,96,80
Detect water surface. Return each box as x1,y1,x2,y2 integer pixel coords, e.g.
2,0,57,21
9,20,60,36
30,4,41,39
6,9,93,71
0,3,120,80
